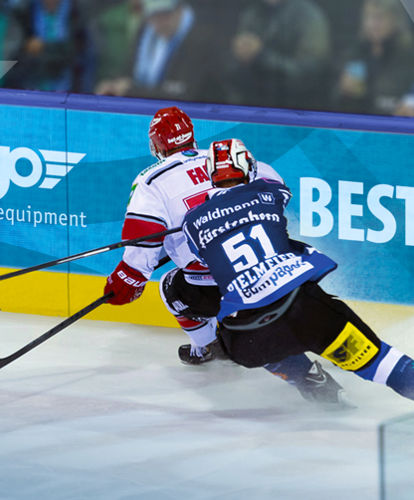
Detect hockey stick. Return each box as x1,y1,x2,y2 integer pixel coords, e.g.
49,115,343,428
0,293,112,369
0,255,173,369
0,227,181,281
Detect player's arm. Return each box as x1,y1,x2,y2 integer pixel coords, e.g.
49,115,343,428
256,160,284,184
182,221,203,263
105,178,168,305
104,259,148,305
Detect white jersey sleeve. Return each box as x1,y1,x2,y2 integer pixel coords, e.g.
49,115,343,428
256,160,284,184
122,175,168,278
122,149,211,276
121,152,285,278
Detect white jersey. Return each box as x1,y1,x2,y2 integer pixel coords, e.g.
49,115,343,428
122,149,283,278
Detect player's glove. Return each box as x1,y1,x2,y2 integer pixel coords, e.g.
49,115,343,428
104,260,147,305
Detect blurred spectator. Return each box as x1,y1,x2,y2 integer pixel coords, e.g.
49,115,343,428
222,0,332,110
93,0,143,87
394,84,414,116
4,0,27,7
9,0,92,92
333,0,414,115
313,0,362,59
190,0,244,45
96,0,224,102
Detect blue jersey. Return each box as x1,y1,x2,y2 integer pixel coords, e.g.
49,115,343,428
183,178,337,320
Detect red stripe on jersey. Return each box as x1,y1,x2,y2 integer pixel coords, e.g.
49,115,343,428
185,261,210,272
176,316,204,329
122,218,167,241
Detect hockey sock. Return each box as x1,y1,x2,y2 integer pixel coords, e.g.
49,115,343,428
385,355,414,400
264,354,313,385
355,341,414,400
176,316,217,348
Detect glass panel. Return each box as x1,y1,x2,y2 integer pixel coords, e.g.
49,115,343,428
379,412,414,500
2,1,414,116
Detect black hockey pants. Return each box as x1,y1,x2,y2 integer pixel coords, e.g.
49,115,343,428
219,282,382,369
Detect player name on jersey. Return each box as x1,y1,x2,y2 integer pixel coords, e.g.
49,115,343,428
184,179,337,319
226,253,314,301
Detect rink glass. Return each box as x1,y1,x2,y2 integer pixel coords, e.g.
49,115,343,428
379,412,414,500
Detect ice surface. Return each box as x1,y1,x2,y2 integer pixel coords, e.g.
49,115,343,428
0,307,413,500
380,412,414,500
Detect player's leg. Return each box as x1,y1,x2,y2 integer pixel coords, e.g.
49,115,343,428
220,291,352,408
345,342,414,400
159,267,226,364
160,271,355,407
297,282,414,401
264,355,350,407
264,354,312,383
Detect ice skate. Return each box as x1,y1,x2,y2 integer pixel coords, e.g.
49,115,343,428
178,339,228,365
296,361,356,409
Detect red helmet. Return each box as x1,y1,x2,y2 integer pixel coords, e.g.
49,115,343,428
206,139,257,187
149,106,196,159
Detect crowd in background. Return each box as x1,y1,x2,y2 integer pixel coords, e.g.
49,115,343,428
1,0,414,116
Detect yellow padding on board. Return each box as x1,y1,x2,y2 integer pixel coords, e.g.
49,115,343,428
0,267,69,317
321,321,379,371
68,273,176,327
0,267,177,328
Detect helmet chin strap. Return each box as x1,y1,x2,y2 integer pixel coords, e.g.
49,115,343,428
248,158,258,182
150,139,164,160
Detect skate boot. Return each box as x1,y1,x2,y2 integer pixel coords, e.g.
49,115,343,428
178,339,228,365
296,361,356,409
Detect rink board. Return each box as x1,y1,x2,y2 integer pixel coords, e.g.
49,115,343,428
0,267,176,326
1,265,413,330
0,90,412,324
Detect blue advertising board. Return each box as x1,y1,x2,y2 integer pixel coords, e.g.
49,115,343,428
0,90,412,323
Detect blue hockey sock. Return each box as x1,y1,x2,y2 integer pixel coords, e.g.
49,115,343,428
386,356,414,400
264,353,313,385
355,341,414,400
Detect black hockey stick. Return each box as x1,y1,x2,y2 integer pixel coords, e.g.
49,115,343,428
0,293,113,369
0,255,172,369
0,226,181,281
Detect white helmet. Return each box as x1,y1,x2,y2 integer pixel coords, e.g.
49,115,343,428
206,139,257,187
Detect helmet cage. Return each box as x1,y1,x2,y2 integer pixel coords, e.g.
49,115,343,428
206,139,257,187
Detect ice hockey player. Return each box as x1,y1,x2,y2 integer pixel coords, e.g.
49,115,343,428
104,107,349,406
182,138,414,402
